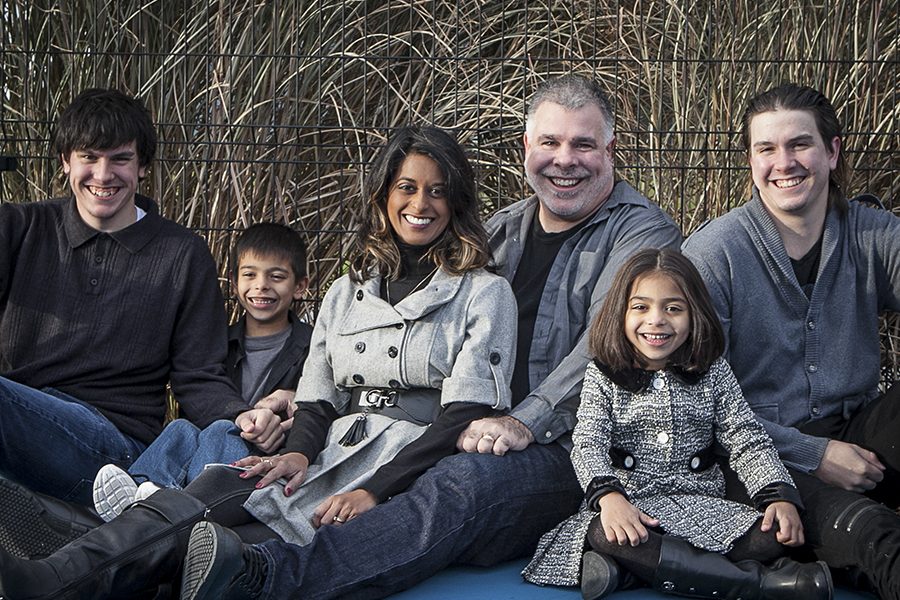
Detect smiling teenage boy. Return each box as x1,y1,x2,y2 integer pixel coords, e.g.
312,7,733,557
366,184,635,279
91,223,313,520
683,83,900,598
0,89,254,514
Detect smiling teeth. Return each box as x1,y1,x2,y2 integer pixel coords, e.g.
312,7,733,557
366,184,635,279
773,177,804,189
404,215,433,225
250,298,275,305
89,187,116,197
643,334,670,340
551,178,579,187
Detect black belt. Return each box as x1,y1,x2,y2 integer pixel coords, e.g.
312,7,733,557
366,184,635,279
348,386,442,426
609,444,716,473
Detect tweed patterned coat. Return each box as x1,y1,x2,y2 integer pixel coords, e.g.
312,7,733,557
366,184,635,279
523,357,794,586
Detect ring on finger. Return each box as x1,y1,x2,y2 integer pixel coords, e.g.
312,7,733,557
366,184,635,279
333,515,345,523
262,458,273,467
482,434,494,441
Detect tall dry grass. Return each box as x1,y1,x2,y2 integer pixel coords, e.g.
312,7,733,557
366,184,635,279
1,0,897,380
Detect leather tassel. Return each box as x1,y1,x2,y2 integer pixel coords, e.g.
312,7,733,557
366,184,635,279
339,413,368,446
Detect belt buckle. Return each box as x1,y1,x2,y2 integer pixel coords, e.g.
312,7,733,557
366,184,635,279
363,389,398,409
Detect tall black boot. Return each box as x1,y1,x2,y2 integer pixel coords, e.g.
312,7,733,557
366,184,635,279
653,536,833,600
0,476,103,559
0,488,207,600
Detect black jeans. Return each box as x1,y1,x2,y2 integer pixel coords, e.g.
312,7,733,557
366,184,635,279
723,383,900,599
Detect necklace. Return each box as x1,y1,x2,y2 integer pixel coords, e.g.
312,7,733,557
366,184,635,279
386,265,439,305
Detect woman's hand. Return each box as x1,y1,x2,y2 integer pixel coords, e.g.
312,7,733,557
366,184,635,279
311,489,377,528
233,452,310,494
597,492,660,546
761,501,805,546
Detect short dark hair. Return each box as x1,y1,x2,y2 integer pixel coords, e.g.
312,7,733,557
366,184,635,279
232,223,308,281
526,74,615,140
588,248,724,373
740,83,847,212
53,88,157,168
350,125,491,282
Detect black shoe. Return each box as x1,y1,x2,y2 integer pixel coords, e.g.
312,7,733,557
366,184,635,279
581,550,620,600
0,476,102,558
180,521,267,600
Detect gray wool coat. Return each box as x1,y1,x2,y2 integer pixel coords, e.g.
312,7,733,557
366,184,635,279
244,267,517,544
523,358,794,587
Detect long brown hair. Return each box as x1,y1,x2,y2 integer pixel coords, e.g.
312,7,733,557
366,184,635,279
349,126,491,282
588,248,724,373
741,83,848,212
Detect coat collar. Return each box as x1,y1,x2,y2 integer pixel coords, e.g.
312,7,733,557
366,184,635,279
338,268,465,335
594,359,705,393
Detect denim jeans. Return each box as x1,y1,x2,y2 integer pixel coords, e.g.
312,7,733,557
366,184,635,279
128,418,252,489
257,441,582,600
0,376,146,505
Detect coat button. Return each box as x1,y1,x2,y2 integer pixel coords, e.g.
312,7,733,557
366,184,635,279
388,346,398,358
690,456,701,470
623,455,635,469
489,352,501,365
395,323,404,329
652,377,664,390
356,290,364,301
656,431,670,444
389,379,401,389
354,342,366,353
352,374,365,384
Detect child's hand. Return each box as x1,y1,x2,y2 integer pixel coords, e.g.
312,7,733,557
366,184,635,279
235,407,285,453
598,492,660,546
311,489,377,528
760,501,804,546
256,389,298,433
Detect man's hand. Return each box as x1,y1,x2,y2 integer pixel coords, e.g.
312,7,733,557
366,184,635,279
596,492,659,546
456,415,535,455
311,489,377,528
760,501,804,546
814,439,884,492
235,407,285,454
255,389,297,433
234,452,309,493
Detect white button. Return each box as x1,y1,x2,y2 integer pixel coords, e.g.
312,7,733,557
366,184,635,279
690,456,701,469
544,431,552,439
624,456,635,468
657,431,670,444
652,377,664,390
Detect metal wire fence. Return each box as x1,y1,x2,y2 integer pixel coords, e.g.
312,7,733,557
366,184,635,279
1,0,898,379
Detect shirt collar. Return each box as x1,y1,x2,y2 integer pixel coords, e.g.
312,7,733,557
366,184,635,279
63,194,162,253
594,359,705,393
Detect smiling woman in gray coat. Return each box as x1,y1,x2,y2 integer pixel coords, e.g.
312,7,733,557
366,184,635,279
0,126,518,600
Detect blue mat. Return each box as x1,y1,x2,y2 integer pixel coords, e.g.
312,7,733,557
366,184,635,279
391,559,875,599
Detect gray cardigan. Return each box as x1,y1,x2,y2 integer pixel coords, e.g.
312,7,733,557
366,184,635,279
487,181,683,444
683,191,900,473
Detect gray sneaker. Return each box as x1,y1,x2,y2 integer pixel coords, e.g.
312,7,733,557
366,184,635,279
92,464,138,522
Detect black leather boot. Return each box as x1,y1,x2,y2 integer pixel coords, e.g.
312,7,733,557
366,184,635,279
580,550,621,600
653,536,833,600
0,488,206,600
0,476,103,559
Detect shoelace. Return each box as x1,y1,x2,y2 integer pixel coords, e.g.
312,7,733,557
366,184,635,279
235,545,268,598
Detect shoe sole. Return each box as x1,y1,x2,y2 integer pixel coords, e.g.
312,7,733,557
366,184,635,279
581,551,619,600
0,478,91,558
92,464,138,522
180,521,242,600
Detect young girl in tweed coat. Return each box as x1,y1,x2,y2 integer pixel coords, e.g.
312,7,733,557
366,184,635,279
522,248,832,600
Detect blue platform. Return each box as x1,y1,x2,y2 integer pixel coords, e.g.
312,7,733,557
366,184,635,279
391,559,875,599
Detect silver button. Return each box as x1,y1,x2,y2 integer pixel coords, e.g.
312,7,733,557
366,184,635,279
657,431,670,444
812,407,820,415
807,321,816,330
544,431,552,439
652,377,664,390
808,364,818,373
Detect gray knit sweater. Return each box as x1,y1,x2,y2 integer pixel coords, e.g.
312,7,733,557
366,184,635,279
683,191,900,473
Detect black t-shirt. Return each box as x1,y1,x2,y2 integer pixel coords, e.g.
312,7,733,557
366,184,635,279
509,213,586,405
791,235,823,299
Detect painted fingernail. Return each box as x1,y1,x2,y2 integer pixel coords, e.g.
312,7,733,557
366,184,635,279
285,487,292,495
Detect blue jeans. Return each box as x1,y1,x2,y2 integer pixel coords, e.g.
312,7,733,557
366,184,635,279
0,376,146,505
128,418,252,489
258,442,582,599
